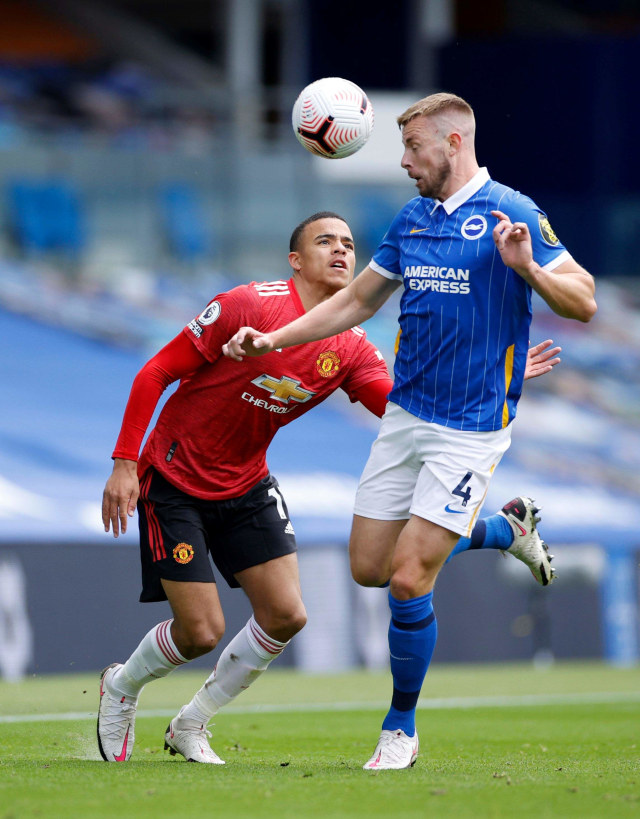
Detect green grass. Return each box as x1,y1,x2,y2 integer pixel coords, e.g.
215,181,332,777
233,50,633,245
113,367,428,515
1,663,639,818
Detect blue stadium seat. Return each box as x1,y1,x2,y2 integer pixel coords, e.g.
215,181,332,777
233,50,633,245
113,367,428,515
158,183,211,262
7,178,85,254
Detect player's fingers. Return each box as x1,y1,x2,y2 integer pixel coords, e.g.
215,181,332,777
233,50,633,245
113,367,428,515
491,209,509,222
118,505,128,535
511,221,530,239
127,489,139,519
107,503,120,537
102,492,114,534
529,339,553,355
104,489,132,538
492,222,507,242
235,327,260,354
222,335,246,361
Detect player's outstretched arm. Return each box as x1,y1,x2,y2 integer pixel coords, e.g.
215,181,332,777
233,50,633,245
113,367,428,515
524,339,561,380
102,332,208,536
223,266,399,361
491,210,597,323
102,458,139,538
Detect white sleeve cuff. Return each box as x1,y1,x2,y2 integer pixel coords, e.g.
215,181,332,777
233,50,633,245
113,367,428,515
369,259,402,280
542,250,572,272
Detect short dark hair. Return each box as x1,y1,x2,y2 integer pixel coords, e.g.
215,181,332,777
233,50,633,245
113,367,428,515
289,211,348,252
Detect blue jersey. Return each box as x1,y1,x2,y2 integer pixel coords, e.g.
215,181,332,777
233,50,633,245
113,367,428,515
371,168,571,431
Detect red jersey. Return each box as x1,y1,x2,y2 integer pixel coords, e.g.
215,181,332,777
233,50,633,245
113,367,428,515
137,279,389,499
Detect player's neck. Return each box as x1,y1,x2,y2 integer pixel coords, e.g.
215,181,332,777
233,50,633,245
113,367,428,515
293,276,341,312
440,158,480,201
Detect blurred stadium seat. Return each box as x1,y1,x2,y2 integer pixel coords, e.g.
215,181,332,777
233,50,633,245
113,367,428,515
7,178,85,255
158,182,211,263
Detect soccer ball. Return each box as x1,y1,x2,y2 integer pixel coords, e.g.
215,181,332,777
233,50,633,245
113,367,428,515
292,77,374,159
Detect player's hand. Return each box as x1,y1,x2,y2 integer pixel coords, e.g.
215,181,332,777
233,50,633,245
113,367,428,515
102,458,139,538
524,339,561,380
491,210,534,275
222,327,275,361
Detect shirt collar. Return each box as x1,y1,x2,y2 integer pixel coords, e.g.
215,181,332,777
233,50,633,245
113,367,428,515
287,277,306,315
431,167,491,215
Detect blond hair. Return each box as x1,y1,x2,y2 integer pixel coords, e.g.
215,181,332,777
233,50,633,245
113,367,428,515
397,92,475,134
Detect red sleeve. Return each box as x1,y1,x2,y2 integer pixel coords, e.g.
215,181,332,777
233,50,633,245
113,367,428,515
112,332,207,461
350,377,393,418
340,334,392,410
186,286,257,362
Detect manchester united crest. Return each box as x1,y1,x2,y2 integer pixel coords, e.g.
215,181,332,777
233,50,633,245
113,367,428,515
316,351,341,378
173,543,194,564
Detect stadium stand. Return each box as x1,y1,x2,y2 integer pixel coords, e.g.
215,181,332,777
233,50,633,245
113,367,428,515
0,0,638,674
7,178,86,255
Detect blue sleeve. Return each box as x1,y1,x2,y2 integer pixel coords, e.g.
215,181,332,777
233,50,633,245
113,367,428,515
501,191,569,269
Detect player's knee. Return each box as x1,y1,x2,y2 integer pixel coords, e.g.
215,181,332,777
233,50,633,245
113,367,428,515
285,604,308,637
280,602,308,639
350,554,387,587
175,621,225,660
258,602,307,642
389,565,438,600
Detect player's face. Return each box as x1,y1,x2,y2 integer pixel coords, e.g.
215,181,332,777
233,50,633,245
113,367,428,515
400,116,452,200
290,218,356,293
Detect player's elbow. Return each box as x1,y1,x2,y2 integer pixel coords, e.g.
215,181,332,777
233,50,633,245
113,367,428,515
555,287,597,323
573,273,598,322
584,294,598,321
572,295,598,323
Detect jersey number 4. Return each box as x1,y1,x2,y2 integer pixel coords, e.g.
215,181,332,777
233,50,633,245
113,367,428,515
452,472,472,507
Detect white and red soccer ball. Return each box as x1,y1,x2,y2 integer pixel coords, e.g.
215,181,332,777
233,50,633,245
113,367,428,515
292,77,374,159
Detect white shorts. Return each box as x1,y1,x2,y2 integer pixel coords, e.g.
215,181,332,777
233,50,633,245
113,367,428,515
353,403,512,537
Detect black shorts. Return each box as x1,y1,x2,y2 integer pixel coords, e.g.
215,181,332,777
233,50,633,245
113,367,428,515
137,468,297,602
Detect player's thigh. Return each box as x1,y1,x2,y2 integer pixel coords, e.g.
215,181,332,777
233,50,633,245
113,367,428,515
161,578,225,654
349,515,407,587
353,403,421,521
138,468,217,603
235,552,306,641
411,424,512,538
207,475,297,590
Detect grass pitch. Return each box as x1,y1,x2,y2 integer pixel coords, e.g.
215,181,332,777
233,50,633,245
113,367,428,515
1,662,639,818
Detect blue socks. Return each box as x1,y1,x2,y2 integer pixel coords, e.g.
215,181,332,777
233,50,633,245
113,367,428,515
382,591,437,737
445,512,513,564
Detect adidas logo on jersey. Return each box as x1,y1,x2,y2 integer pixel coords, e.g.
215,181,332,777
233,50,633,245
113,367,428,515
284,521,295,535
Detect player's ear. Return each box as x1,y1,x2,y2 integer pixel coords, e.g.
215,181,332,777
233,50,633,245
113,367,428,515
448,132,462,154
288,251,302,272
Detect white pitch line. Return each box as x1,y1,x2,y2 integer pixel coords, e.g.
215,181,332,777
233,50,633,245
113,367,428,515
2,690,640,724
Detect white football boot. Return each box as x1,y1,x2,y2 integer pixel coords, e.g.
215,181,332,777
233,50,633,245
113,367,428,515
164,707,225,764
499,496,555,586
97,663,138,762
363,729,419,770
